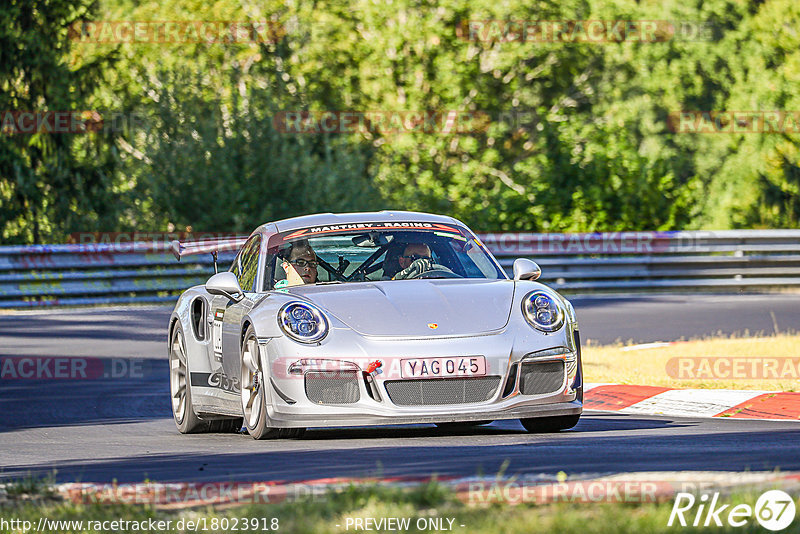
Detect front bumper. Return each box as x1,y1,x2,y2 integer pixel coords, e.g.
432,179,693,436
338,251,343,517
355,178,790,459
259,325,583,428
265,399,582,428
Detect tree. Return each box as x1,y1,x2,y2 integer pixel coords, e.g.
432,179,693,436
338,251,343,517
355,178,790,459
0,0,123,243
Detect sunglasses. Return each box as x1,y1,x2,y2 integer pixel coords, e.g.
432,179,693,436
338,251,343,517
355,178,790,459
399,254,431,261
289,259,318,269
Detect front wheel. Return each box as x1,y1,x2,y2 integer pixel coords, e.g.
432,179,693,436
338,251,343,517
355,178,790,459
520,415,580,433
241,326,305,440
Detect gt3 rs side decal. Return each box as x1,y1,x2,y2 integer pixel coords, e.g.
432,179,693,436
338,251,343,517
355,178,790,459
191,371,241,394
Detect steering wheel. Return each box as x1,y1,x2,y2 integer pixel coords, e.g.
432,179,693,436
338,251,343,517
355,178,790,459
407,266,461,279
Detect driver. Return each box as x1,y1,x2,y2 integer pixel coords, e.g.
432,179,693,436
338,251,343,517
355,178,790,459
392,243,436,280
276,240,318,288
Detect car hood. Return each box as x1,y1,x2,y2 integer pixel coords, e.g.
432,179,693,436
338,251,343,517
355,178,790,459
283,279,515,336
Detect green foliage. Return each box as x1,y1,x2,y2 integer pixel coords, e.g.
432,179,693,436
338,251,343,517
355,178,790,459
125,66,377,232
3,473,56,498
0,0,125,243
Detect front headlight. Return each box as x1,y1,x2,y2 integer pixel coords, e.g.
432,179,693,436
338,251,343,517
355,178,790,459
521,291,565,333
279,302,329,343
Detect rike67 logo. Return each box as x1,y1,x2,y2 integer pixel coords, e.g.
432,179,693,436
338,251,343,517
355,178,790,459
669,490,796,531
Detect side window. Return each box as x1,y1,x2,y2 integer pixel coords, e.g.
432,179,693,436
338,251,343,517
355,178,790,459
449,240,491,278
233,236,261,292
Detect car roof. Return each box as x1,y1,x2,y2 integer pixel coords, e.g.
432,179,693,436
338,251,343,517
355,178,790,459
256,211,466,234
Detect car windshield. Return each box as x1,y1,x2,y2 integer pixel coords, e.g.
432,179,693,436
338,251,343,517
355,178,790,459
263,225,506,289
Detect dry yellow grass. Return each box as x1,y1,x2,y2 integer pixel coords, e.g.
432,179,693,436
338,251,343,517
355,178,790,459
583,333,800,391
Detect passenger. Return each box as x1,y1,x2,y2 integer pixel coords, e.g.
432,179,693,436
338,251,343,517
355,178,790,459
276,241,318,288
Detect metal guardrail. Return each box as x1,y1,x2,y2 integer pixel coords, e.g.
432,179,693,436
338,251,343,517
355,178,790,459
484,230,800,291
0,242,235,308
0,230,798,307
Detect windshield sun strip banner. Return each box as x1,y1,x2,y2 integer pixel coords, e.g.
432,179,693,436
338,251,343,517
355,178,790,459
280,222,463,241
437,231,466,241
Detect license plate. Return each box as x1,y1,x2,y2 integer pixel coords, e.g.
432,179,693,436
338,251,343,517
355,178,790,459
400,356,486,379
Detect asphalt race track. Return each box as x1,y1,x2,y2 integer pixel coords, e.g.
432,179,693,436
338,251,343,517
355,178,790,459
1,293,799,484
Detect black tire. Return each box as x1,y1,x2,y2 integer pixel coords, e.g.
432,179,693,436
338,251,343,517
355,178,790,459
520,415,580,433
280,428,307,438
435,421,493,429
241,326,306,440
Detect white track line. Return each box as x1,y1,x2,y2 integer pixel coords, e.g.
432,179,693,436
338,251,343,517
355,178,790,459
621,389,768,418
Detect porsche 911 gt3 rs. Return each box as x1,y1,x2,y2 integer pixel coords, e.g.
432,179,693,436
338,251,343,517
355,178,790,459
168,211,583,439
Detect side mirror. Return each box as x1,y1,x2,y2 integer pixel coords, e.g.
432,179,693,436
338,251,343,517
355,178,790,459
513,258,541,281
206,272,244,302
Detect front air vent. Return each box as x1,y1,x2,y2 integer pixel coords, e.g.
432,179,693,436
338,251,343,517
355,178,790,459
519,361,565,395
305,371,360,404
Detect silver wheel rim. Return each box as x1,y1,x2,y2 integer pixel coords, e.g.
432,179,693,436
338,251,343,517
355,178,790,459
170,328,187,424
241,336,263,429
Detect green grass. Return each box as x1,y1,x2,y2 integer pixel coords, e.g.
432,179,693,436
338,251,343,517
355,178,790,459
2,473,57,499
2,478,798,533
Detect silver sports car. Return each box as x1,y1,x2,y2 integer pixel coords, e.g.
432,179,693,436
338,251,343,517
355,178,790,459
168,211,583,439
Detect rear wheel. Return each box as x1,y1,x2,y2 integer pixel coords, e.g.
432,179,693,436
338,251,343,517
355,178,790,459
241,326,305,439
169,324,202,433
520,415,580,433
170,323,243,433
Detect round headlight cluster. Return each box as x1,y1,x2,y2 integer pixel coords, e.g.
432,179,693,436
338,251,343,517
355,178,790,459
279,302,329,343
522,291,564,332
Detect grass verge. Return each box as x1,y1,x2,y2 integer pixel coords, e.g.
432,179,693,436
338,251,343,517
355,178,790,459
583,333,800,390
2,480,797,533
